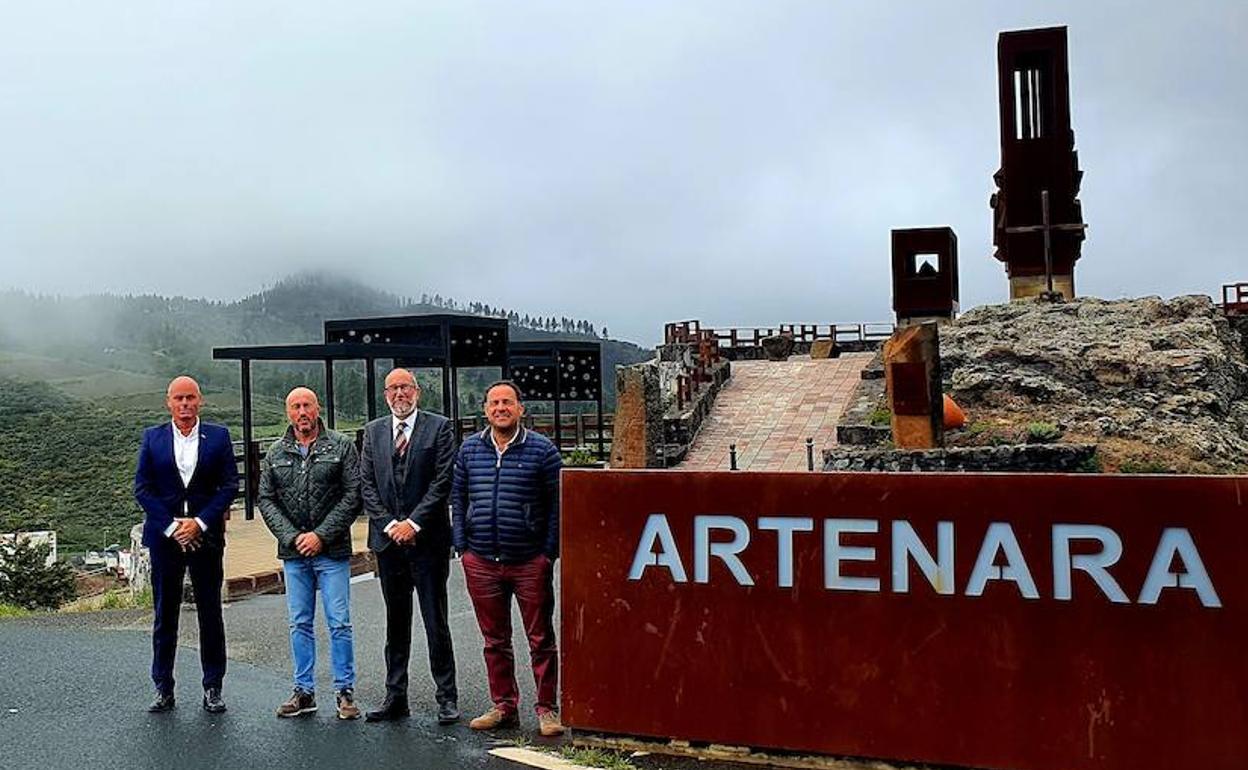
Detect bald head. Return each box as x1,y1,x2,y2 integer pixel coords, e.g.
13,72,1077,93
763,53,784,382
285,387,319,409
166,375,202,433
285,386,321,443
383,368,419,419
167,375,201,398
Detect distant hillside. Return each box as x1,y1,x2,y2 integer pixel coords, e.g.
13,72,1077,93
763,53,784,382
0,375,286,550
0,272,652,414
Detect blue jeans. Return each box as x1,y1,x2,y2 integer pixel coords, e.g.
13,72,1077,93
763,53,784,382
283,555,355,693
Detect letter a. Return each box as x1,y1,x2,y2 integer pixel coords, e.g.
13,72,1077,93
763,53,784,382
1138,528,1221,608
628,514,688,582
965,523,1039,599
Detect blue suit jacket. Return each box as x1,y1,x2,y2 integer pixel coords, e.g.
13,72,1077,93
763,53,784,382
134,422,239,548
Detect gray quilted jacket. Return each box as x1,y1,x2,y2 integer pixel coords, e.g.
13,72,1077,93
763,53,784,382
257,422,360,560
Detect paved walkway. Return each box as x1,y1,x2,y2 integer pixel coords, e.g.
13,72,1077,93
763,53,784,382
680,353,872,471
223,514,369,580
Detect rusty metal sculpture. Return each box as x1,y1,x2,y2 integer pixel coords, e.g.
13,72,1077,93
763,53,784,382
891,227,959,325
991,26,1087,301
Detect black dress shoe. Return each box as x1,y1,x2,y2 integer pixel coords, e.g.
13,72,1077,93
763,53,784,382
365,697,410,722
147,692,176,713
202,688,226,713
437,700,460,725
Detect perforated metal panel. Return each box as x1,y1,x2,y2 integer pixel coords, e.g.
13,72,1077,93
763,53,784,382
450,325,507,367
511,364,559,401
325,323,440,348
557,350,600,401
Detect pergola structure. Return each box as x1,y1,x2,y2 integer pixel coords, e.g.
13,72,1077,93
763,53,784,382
213,313,605,518
507,340,605,458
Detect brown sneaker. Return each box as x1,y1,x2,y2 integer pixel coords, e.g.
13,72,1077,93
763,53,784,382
469,706,519,730
538,711,565,737
276,689,317,718
336,689,360,720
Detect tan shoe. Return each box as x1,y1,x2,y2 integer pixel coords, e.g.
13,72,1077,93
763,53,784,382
538,711,565,737
469,706,519,730
336,689,361,720
276,689,316,718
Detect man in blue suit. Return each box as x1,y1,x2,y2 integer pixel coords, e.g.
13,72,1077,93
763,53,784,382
134,375,239,714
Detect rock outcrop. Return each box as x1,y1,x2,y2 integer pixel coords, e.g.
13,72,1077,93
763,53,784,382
941,295,1248,472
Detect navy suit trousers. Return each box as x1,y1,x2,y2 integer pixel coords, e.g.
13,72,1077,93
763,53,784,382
150,537,226,693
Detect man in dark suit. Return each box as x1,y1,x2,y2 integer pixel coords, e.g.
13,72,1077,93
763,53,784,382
359,367,459,724
134,375,239,714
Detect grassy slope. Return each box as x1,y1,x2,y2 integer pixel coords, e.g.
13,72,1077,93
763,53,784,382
0,365,288,551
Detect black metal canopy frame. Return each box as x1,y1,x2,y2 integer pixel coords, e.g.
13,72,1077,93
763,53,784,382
212,313,604,519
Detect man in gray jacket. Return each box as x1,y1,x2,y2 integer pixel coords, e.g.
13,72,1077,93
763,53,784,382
258,387,361,720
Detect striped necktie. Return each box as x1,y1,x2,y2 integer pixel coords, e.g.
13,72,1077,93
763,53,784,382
394,422,409,457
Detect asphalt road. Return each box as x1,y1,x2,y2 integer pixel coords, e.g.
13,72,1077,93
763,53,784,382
0,560,747,770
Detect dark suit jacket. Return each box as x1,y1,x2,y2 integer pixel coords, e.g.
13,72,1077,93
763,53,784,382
134,422,239,549
359,411,456,555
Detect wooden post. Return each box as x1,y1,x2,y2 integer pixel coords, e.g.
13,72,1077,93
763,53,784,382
883,323,944,449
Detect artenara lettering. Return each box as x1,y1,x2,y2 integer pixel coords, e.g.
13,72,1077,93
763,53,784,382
626,515,1222,608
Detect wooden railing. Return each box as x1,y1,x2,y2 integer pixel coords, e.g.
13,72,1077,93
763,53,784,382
232,414,615,501
667,320,894,348
455,413,614,454
1222,283,1248,316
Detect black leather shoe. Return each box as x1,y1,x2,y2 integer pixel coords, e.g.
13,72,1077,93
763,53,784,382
147,692,175,713
365,697,410,722
437,700,460,725
202,688,226,713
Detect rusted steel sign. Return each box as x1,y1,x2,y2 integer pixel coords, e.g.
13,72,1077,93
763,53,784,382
560,470,1248,770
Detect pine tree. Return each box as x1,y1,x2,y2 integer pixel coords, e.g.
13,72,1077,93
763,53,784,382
0,540,76,611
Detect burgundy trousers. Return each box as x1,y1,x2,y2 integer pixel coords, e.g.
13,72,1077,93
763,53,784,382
461,550,558,716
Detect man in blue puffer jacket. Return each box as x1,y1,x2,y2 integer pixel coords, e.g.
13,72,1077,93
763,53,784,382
452,380,565,737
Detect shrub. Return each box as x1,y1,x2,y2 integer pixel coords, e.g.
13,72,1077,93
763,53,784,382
0,538,77,610
1076,453,1104,474
1025,422,1063,443
0,602,30,618
562,447,600,467
868,408,892,427
1120,459,1175,475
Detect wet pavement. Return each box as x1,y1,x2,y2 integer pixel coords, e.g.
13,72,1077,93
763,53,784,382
0,561,751,770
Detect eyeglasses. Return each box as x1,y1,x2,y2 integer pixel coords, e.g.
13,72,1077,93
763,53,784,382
384,384,418,393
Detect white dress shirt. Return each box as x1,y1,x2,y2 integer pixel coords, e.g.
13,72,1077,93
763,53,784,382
164,420,209,538
384,411,422,535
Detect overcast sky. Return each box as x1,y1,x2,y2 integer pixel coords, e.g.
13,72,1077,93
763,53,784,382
1,2,1244,344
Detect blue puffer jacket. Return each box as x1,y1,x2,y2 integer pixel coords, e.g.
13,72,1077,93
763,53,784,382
451,427,562,563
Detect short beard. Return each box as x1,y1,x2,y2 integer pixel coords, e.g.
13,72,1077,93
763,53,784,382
295,420,319,441
390,403,415,419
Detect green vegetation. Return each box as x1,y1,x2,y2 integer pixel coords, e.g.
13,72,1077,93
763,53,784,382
1120,459,1176,475
868,407,892,427
553,747,635,770
1076,453,1104,474
1025,421,1063,443
59,585,153,613
0,539,77,610
0,602,31,618
561,447,601,467
0,272,649,414
511,733,636,769
965,421,1011,446
0,273,650,545
0,376,286,550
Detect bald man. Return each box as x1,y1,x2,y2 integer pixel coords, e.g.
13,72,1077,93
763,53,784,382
257,387,361,720
134,376,238,714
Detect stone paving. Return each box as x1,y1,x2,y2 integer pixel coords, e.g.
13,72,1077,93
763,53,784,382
680,353,873,472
